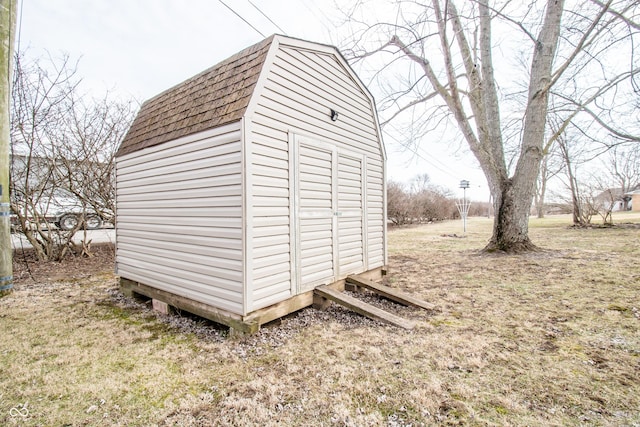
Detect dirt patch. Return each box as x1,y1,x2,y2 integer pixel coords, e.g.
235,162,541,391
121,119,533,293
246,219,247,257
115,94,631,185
12,242,115,285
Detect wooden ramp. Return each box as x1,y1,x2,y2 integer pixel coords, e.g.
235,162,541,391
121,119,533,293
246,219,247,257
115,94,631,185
314,285,416,330
345,276,436,311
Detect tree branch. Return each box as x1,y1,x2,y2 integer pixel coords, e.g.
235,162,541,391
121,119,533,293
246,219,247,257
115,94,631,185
380,92,439,126
546,66,640,150
549,0,612,89
588,0,640,30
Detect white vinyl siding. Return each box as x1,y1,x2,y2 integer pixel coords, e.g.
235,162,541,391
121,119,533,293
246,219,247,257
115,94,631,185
337,152,365,275
366,160,385,266
246,124,292,310
297,143,335,290
247,42,385,305
116,123,245,315
293,140,367,288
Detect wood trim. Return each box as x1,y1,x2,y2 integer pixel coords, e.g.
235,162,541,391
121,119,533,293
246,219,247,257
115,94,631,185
288,131,299,295
362,154,369,271
241,116,251,315
243,36,282,124
382,158,388,265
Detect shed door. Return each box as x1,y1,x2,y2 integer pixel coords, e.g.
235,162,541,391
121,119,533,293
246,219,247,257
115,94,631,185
294,137,365,293
336,152,365,276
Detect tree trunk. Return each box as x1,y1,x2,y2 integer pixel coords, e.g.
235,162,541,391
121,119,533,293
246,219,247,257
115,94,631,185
483,0,564,252
535,155,549,218
558,137,586,225
568,169,583,225
622,197,630,211
535,180,546,219
485,179,537,252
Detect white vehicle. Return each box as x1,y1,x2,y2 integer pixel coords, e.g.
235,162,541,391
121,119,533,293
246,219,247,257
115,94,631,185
11,196,106,231
54,211,104,231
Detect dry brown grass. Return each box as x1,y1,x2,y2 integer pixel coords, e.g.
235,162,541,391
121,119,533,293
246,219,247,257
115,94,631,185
1,213,639,426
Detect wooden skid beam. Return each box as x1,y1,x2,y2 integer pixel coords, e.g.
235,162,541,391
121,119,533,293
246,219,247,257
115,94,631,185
120,276,348,334
120,278,259,334
346,276,436,311
314,285,415,329
244,290,314,326
119,267,387,334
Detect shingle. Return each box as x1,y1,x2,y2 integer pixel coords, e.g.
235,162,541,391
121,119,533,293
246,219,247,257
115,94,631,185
116,35,275,157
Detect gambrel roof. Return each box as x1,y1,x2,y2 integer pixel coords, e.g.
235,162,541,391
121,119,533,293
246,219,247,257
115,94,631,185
117,35,275,157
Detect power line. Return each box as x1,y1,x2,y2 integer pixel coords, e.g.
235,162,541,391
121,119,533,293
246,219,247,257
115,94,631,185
217,0,266,38
299,0,334,36
383,124,459,181
247,0,287,35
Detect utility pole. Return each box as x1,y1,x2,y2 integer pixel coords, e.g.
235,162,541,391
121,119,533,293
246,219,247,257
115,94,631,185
0,0,17,294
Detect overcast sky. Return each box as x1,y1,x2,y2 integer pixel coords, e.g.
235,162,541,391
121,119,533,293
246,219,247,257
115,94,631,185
18,0,489,199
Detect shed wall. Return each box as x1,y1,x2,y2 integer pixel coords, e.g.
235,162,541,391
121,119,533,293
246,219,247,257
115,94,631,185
246,43,385,311
116,123,245,315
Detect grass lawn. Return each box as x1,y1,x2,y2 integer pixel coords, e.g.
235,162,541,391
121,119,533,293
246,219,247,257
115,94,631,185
1,213,639,426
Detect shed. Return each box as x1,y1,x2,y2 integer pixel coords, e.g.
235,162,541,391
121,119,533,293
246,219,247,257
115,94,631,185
115,35,387,332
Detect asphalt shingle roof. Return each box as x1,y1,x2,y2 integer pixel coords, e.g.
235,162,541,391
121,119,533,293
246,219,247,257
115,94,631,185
116,35,274,157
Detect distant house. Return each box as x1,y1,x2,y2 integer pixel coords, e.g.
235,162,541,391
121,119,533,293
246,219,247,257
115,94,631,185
594,187,634,212
115,35,387,333
626,188,640,211
594,185,640,212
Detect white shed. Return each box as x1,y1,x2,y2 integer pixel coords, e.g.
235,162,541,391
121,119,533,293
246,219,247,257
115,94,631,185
115,35,387,332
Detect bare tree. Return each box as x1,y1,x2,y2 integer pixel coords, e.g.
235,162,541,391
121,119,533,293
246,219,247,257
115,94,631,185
568,143,640,225
534,143,563,218
10,52,135,260
556,127,593,226
468,200,492,218
342,0,640,252
387,180,414,225
590,180,617,225
603,143,640,210
409,174,455,221
387,176,456,225
51,92,135,255
10,53,80,260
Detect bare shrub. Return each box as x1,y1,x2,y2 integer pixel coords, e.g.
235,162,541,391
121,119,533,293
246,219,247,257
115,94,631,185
10,53,135,260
